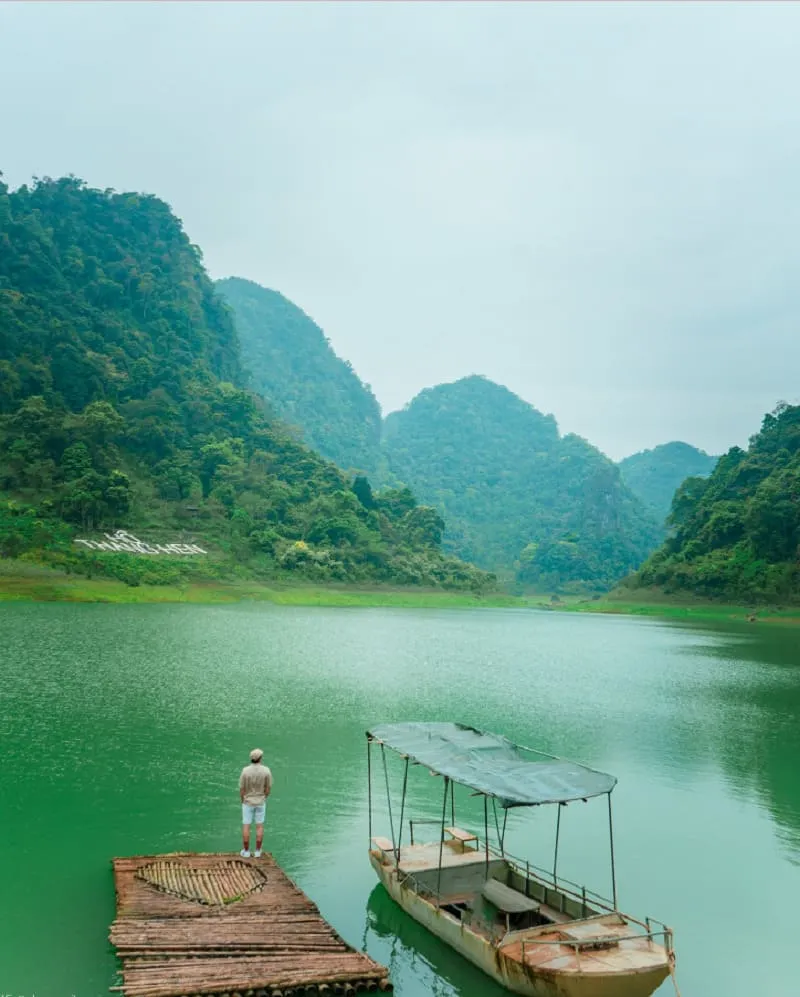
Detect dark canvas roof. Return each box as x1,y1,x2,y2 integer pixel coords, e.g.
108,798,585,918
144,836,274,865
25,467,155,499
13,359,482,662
367,722,617,808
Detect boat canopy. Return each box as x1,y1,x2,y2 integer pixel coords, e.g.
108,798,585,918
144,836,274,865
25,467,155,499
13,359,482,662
367,722,617,808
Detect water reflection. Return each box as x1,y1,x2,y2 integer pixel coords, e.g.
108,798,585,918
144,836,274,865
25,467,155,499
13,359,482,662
364,884,507,997
674,621,800,861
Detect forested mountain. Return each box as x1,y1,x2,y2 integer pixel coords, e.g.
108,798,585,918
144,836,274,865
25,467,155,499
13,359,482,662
626,403,800,603
216,278,381,473
619,442,718,524
208,282,663,590
380,376,662,590
0,174,489,591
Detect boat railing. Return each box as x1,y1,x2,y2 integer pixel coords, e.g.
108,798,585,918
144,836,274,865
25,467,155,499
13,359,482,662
495,841,674,953
404,822,614,911
499,843,616,912
395,868,441,904
408,818,444,845
394,826,673,957
519,925,675,963
396,870,674,958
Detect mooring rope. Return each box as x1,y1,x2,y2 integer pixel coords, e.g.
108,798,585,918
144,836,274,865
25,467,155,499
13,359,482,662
668,955,683,997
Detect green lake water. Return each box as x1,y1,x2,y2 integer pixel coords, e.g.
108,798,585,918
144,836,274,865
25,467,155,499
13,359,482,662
1,603,799,996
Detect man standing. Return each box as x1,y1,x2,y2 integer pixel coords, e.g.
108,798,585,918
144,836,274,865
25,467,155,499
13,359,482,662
239,748,272,858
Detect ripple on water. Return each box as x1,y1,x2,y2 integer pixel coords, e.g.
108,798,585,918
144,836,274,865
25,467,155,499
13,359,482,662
0,603,798,996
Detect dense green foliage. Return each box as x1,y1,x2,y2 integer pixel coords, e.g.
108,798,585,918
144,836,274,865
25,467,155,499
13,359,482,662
380,376,662,590
210,283,664,591
216,277,381,473
626,403,800,603
0,175,490,591
619,441,717,523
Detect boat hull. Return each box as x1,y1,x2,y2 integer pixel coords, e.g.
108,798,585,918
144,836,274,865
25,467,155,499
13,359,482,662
370,854,670,997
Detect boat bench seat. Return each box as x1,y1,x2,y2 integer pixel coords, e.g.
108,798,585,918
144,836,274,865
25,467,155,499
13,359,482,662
443,826,478,850
482,878,541,914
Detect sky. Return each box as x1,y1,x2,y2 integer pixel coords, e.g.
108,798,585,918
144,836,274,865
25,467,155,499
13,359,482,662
2,1,799,460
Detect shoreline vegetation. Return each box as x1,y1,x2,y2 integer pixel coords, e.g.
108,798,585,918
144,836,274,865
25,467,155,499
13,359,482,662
4,175,797,609
1,561,797,623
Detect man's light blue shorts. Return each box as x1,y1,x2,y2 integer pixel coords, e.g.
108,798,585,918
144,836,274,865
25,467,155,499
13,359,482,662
242,802,266,825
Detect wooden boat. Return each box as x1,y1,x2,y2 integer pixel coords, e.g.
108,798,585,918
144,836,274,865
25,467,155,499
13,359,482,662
366,722,676,997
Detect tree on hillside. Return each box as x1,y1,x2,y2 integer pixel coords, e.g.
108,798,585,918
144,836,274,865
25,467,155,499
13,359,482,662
0,174,491,593
619,441,717,524
628,403,800,602
380,376,661,591
216,277,382,474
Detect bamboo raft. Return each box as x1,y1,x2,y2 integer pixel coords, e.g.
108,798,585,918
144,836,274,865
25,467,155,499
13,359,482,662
110,853,392,997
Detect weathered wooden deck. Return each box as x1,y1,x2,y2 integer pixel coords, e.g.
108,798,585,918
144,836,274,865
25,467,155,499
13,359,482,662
110,853,391,997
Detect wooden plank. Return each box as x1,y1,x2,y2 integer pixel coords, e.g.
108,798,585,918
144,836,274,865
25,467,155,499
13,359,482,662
443,825,478,843
110,852,391,997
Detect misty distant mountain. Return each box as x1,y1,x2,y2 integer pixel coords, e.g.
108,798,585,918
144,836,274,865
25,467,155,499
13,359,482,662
619,442,717,524
380,376,662,590
216,283,719,592
217,277,381,474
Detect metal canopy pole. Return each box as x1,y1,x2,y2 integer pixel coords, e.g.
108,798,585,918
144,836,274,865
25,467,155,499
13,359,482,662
608,792,618,909
380,743,397,858
553,803,562,887
396,756,410,864
492,797,502,844
367,736,372,843
450,778,455,826
436,776,450,900
484,794,490,877
500,807,508,855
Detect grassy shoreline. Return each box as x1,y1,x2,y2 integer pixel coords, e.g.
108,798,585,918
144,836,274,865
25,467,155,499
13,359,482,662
556,595,800,624
0,563,797,621
0,564,521,608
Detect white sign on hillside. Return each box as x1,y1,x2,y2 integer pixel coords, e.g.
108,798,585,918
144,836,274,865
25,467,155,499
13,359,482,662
74,530,207,555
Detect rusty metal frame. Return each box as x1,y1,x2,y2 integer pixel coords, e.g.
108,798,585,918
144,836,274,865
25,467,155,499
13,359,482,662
395,756,410,865
367,735,373,843
380,742,398,859
436,775,450,898
491,796,502,852
608,791,618,909
553,803,562,887
520,925,674,964
483,794,490,877
408,817,440,846
370,731,621,918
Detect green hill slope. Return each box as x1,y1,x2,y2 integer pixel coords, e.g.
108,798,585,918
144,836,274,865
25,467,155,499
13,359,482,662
380,376,662,590
619,441,717,523
0,174,489,592
626,403,800,603
216,277,381,473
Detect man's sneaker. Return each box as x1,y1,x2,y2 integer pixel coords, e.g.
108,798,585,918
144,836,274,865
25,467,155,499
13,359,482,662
254,849,262,858
240,849,251,858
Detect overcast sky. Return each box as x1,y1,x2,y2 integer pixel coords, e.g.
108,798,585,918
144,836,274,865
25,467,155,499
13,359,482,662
2,2,799,459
